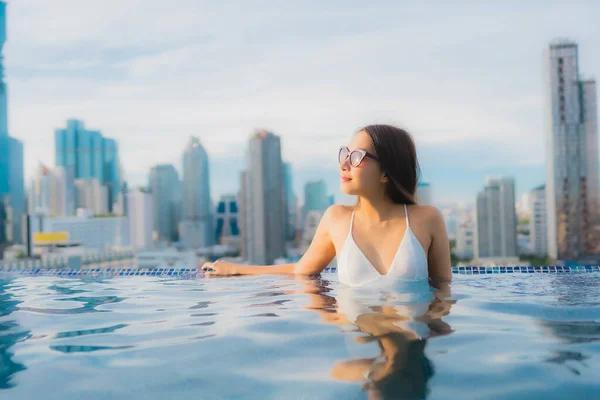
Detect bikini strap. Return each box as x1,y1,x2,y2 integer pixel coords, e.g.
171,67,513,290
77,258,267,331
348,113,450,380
404,204,410,228
349,210,355,231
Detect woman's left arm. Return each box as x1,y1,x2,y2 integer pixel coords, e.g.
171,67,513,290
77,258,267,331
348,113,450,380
426,207,453,284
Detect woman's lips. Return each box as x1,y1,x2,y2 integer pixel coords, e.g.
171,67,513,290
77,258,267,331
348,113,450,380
340,176,352,183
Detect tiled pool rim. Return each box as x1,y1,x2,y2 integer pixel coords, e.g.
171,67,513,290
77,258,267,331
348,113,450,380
0,265,598,278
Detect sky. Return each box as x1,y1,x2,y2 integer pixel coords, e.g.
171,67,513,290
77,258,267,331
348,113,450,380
4,0,600,206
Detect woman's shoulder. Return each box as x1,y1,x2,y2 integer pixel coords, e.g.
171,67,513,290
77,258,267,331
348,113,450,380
324,204,354,220
407,203,443,218
407,204,446,233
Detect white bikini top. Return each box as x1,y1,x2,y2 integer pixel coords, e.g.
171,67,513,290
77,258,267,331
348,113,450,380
337,204,429,287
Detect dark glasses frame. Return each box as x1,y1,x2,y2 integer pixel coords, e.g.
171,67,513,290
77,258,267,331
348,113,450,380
338,146,379,167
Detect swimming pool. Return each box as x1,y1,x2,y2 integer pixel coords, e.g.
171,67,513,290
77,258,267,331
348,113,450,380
1,271,599,399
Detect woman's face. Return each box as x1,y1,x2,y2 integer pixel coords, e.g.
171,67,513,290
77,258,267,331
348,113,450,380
339,130,385,196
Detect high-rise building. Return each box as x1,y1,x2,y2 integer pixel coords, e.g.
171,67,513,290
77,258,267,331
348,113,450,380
215,194,240,250
302,210,324,250
416,182,433,205
0,195,10,258
0,1,6,137
303,180,329,227
545,41,600,262
127,188,153,249
74,179,109,215
149,164,181,243
0,3,25,244
102,138,120,207
53,166,75,216
239,170,248,259
474,176,518,260
283,162,297,241
240,130,286,264
180,137,213,249
455,219,475,261
55,119,121,210
30,164,76,217
31,164,52,215
529,185,548,256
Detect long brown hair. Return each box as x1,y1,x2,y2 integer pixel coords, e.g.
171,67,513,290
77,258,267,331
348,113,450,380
361,124,421,204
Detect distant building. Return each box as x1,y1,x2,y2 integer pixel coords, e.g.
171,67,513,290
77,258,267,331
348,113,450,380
303,180,329,230
0,2,25,244
455,219,474,260
128,188,153,249
149,164,181,243
474,176,518,261
239,130,286,264
416,182,432,205
30,214,130,251
30,164,75,217
283,162,297,241
215,194,240,251
74,179,109,215
54,119,121,210
180,137,213,249
545,41,600,262
302,210,323,250
0,195,10,258
529,185,548,256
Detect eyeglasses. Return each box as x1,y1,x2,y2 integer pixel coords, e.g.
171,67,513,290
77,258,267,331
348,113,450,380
338,146,379,167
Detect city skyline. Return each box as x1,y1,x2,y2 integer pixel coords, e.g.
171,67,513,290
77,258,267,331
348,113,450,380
3,1,600,205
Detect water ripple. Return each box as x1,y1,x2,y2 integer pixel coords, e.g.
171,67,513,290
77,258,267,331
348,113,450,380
0,273,599,399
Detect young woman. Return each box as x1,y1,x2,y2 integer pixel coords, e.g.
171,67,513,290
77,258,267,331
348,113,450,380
202,124,452,286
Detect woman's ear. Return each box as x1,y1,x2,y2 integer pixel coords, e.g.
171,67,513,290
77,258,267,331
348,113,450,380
381,173,389,183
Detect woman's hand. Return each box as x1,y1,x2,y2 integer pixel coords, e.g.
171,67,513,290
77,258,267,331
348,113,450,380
200,260,239,276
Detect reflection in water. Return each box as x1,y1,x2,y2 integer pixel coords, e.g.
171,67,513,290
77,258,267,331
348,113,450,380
537,276,600,378
538,319,600,376
19,295,124,314
55,323,128,339
0,279,29,389
50,345,135,353
296,277,455,400
539,320,600,344
544,351,590,376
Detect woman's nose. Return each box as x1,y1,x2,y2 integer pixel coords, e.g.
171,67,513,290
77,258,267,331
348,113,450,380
339,158,350,171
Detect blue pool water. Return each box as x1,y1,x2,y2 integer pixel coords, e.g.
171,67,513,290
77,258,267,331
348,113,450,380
1,272,599,399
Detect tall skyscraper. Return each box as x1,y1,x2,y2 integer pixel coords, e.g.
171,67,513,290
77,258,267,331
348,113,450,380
455,218,475,261
545,41,600,262
0,1,6,137
0,2,25,244
55,119,121,211
127,188,153,249
0,195,8,258
180,137,213,249
283,162,297,241
474,176,518,260
529,184,548,256
240,130,286,264
102,138,120,207
149,164,181,243
303,180,329,220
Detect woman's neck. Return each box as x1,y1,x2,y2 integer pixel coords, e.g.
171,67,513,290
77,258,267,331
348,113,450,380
356,194,397,223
